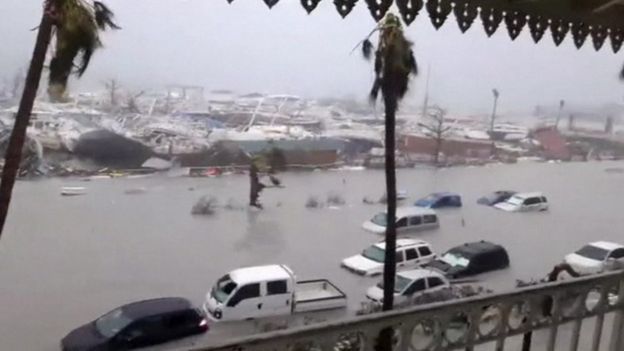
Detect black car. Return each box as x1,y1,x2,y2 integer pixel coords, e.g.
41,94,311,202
426,241,510,279
476,191,516,206
61,297,208,351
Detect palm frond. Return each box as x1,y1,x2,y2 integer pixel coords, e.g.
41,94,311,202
47,0,119,101
621,63,624,80
362,39,373,60
93,1,120,30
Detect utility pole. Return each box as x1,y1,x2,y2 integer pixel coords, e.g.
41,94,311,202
555,99,564,130
420,65,431,119
490,89,499,157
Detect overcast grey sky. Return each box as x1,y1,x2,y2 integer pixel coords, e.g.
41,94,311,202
1,0,623,115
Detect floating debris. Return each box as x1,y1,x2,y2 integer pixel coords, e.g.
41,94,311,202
61,186,87,196
191,196,218,215
326,192,345,206
124,187,147,195
305,196,323,209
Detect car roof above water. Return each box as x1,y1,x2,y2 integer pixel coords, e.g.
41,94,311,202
398,268,445,281
374,238,430,250
588,241,624,251
121,297,194,319
511,192,544,199
393,207,437,218
229,264,292,284
447,241,507,258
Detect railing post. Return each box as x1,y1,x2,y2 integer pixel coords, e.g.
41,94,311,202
609,279,624,351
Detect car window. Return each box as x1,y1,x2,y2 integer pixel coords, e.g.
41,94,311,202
541,196,547,203
609,249,624,259
418,246,432,257
403,279,426,295
405,248,418,260
427,277,445,288
227,283,260,307
267,280,288,295
396,217,408,228
524,197,540,206
423,215,437,224
396,251,405,263
408,216,422,226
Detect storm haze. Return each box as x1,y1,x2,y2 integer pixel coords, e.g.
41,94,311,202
1,0,623,115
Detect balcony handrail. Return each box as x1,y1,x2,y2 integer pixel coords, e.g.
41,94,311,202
189,269,624,351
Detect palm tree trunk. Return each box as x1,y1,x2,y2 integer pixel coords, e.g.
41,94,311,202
0,8,53,239
376,94,398,351
382,94,398,312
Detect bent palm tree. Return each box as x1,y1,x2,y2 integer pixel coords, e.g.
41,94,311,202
0,0,118,240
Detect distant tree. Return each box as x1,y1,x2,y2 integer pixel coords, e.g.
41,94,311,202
0,0,118,240
420,105,451,165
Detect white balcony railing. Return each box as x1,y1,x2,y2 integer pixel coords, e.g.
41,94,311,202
190,270,624,351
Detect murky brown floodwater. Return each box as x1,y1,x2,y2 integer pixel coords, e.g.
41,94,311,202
1,161,624,350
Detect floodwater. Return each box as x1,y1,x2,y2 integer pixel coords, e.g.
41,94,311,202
1,161,624,350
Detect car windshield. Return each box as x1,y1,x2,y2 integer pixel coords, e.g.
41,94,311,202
212,274,238,303
95,308,134,338
362,245,385,263
576,245,610,261
441,252,470,267
377,274,412,293
506,196,524,206
371,213,387,227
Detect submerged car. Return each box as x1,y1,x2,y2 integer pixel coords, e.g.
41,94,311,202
61,297,208,351
366,269,450,306
494,192,548,212
341,239,435,276
477,191,516,206
426,241,510,279
414,192,462,209
362,207,439,234
564,241,624,275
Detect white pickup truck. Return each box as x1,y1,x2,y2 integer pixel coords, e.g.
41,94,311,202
203,264,347,321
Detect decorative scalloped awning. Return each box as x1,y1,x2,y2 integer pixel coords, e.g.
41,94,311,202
227,0,624,53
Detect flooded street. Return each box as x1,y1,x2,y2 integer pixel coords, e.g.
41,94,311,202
1,161,624,350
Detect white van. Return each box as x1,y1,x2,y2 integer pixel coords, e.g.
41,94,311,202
362,207,439,234
203,265,347,321
494,192,548,212
341,239,436,276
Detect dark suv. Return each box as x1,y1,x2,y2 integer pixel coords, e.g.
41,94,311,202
426,241,510,279
61,297,208,351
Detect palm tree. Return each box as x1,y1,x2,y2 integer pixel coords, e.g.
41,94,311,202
0,0,118,239
362,13,417,310
361,14,417,351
